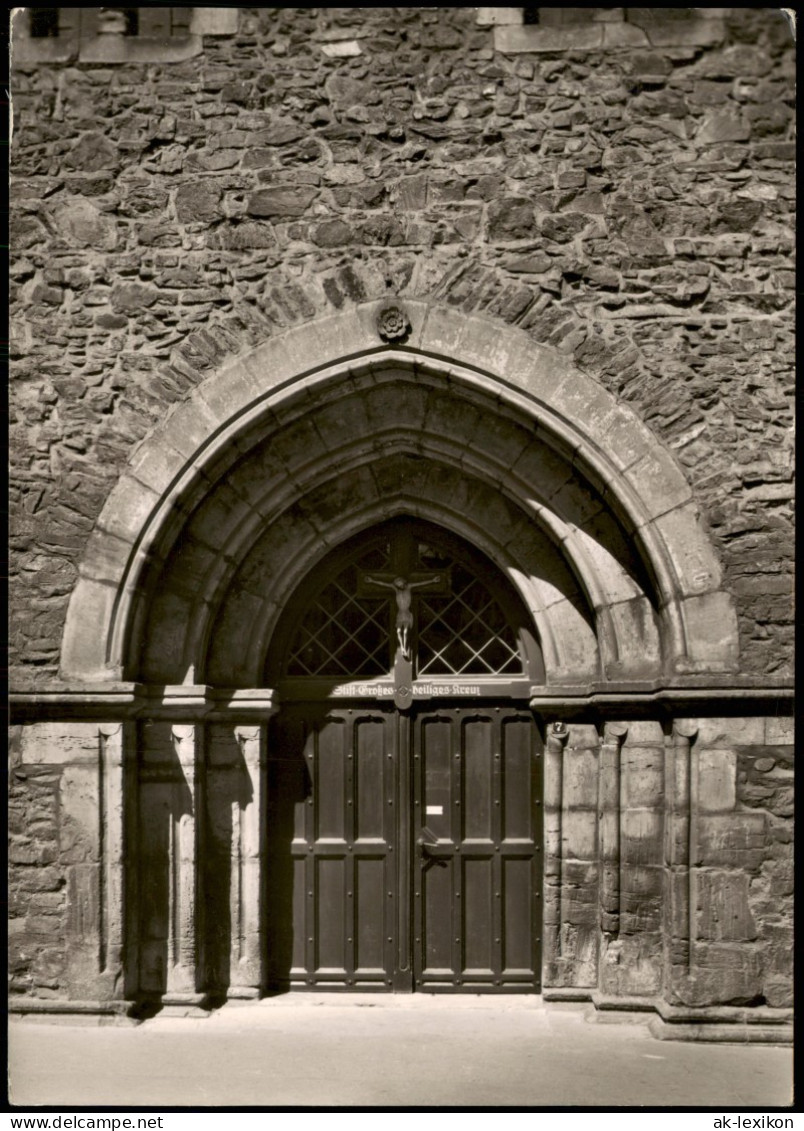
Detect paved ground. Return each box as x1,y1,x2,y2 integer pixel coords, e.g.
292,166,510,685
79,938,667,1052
8,996,794,1110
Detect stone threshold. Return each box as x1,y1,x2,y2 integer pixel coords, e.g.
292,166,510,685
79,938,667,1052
8,998,138,1026
543,988,793,1044
649,1018,793,1044
6,993,562,1027
10,992,792,1042
219,992,554,1011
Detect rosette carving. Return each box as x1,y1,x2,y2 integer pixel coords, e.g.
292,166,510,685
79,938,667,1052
376,305,411,343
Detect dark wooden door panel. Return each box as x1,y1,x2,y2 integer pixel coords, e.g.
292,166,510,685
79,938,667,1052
502,715,534,838
503,856,535,974
267,703,540,993
413,707,541,991
267,707,396,990
462,856,495,974
421,854,455,976
463,715,495,840
315,715,348,840
354,854,387,975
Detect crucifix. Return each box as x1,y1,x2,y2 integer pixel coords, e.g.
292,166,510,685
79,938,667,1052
358,564,451,709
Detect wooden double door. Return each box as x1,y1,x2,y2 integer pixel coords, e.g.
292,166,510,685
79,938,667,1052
266,703,542,992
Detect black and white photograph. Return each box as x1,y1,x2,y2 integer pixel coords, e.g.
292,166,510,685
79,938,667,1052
7,4,795,1116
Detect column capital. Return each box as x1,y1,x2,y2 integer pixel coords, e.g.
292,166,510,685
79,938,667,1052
234,725,262,743
546,720,570,746
171,723,197,741
602,721,628,744
98,721,124,738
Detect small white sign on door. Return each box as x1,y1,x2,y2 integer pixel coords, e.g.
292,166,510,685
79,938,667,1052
426,805,443,815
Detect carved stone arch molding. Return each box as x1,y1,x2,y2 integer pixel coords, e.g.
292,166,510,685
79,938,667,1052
61,300,738,685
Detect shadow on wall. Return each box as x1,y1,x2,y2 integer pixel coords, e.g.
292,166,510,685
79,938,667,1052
136,722,196,998
203,725,260,997
262,712,314,994
134,716,319,1004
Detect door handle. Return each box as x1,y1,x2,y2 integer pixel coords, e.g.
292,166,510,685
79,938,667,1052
417,829,454,867
419,841,454,857
417,825,439,848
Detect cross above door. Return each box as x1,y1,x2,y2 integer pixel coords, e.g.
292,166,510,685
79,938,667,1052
280,517,535,693
358,565,451,709
354,527,449,707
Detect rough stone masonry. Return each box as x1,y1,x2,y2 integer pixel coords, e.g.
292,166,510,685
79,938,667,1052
8,7,794,1036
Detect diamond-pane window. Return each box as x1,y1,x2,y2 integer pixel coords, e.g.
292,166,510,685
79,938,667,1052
417,564,523,676
287,553,390,677
285,529,526,680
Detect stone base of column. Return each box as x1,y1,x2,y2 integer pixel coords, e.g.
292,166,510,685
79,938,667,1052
227,986,261,1000
541,987,593,1002
649,1017,793,1044
158,992,211,1018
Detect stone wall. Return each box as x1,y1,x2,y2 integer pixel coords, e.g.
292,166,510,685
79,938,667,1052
690,716,794,1009
542,715,793,1014
9,722,126,1004
659,714,794,1015
10,6,795,688
10,714,793,1019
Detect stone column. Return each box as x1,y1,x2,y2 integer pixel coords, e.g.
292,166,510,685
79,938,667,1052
97,722,131,999
543,720,569,984
228,725,267,998
598,722,628,938
44,721,131,1011
163,723,207,1009
664,720,697,993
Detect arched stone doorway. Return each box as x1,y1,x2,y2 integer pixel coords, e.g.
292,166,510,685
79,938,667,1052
61,301,737,686
48,302,747,1015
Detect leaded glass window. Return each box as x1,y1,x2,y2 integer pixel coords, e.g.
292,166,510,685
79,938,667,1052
284,524,527,681
418,564,522,676
287,546,390,677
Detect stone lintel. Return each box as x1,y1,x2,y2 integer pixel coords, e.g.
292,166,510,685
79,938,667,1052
602,23,649,48
496,24,606,54
78,36,203,64
10,686,279,721
10,679,792,724
765,716,794,744
494,19,725,55
12,38,77,64
529,681,794,714
646,20,725,48
190,9,239,37
476,7,523,27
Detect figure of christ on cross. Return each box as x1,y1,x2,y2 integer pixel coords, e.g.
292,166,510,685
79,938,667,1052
361,572,447,661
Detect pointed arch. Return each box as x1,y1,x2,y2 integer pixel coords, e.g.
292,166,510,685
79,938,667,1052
60,300,738,686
